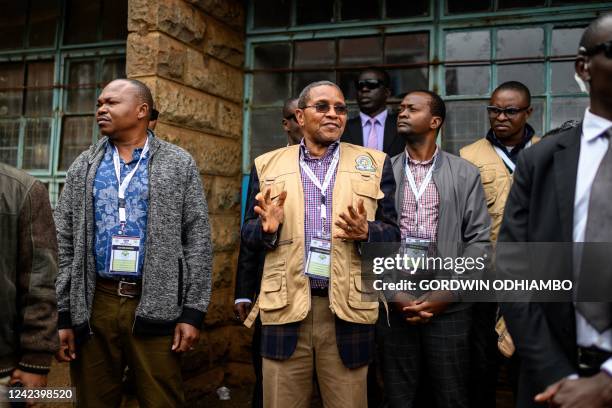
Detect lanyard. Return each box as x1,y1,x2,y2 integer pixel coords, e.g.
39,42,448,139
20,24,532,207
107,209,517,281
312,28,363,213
405,153,437,226
299,147,340,236
112,138,150,228
493,140,532,174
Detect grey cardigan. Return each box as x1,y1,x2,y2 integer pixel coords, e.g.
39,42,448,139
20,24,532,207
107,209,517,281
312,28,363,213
390,149,492,312
54,133,212,339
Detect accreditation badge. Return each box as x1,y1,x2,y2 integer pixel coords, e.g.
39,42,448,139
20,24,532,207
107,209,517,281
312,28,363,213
402,237,430,272
305,237,332,280
107,235,141,275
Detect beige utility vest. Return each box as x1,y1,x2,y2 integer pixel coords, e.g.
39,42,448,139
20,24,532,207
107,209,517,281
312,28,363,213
460,136,540,241
248,142,386,327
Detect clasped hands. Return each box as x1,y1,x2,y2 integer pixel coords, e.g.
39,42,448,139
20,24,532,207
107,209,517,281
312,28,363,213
392,291,453,324
254,188,369,241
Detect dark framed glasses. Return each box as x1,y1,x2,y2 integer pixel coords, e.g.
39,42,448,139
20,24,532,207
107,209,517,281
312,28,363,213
579,41,612,58
486,105,530,118
354,79,385,90
303,103,348,115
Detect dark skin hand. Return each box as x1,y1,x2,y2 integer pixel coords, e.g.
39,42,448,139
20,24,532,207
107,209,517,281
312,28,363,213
394,291,453,324
9,370,47,407
234,301,252,322
535,372,612,407
333,199,369,241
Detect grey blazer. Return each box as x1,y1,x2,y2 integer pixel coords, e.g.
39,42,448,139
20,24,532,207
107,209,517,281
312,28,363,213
390,149,492,312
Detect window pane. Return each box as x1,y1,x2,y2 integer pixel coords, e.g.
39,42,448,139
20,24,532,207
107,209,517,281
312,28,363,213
23,118,51,170
341,0,380,21
293,71,335,97
550,97,588,129
338,70,361,101
385,33,429,64
102,0,128,41
28,0,59,47
445,31,490,62
552,27,584,56
0,64,24,117
446,0,491,14
101,57,126,85
253,0,291,28
443,100,490,154
386,0,429,18
498,0,544,8
294,40,335,68
0,120,20,166
446,66,490,96
66,61,97,113
0,0,26,49
254,43,291,69
497,63,545,94
551,61,581,94
25,61,54,117
529,98,545,137
497,28,544,59
252,73,290,105
60,116,94,170
250,108,287,163
389,68,428,98
64,0,100,44
296,0,334,25
339,37,383,66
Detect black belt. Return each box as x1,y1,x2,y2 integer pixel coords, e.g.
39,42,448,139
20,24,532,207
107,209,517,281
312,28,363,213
96,277,142,298
310,287,328,297
577,346,612,377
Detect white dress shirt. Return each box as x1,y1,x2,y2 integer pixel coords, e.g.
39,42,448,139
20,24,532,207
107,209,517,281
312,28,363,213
360,110,388,152
573,108,612,375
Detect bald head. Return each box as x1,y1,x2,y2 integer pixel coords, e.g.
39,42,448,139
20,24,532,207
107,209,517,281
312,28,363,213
580,12,612,50
106,79,154,120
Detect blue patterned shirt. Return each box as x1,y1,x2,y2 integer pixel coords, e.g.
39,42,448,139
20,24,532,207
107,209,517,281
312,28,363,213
93,135,150,279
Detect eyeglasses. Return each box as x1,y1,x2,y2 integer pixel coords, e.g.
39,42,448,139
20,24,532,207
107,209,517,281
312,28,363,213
354,79,385,90
284,114,297,122
486,106,530,118
302,103,348,115
579,41,612,58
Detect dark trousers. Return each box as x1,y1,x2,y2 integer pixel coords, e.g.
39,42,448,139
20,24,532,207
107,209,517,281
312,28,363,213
382,307,472,408
71,284,184,408
469,302,500,408
251,317,263,408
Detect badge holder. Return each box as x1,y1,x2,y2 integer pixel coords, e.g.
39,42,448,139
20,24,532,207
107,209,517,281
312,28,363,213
402,236,430,273
305,196,332,281
105,200,141,277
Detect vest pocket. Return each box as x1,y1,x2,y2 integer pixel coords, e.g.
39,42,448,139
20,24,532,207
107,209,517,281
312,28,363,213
351,180,383,221
348,274,378,310
259,266,288,311
479,169,497,206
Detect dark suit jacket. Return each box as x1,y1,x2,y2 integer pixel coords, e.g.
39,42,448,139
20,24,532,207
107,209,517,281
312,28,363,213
499,124,583,407
241,154,400,368
341,111,404,157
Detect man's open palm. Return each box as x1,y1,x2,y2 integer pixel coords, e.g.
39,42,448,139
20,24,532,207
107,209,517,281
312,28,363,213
254,188,287,234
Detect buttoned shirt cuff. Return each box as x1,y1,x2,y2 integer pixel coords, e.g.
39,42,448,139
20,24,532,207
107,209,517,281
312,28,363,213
567,373,579,380
235,298,252,304
601,358,612,377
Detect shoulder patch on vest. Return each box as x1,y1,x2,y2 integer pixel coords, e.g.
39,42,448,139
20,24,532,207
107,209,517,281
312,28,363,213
355,154,377,172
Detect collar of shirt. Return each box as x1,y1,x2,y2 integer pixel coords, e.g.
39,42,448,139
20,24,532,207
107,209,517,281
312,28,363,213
299,138,340,161
107,134,151,164
486,123,535,157
583,108,612,143
359,109,388,128
405,145,439,166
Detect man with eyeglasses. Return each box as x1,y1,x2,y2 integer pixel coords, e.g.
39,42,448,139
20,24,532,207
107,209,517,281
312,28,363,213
234,97,303,408
460,81,540,408
342,68,404,157
498,13,612,407
241,80,400,408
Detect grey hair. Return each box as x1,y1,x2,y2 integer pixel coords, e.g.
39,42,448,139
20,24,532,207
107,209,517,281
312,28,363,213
297,81,344,108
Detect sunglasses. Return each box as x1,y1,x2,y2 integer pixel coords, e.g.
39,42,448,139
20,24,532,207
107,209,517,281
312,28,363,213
303,103,348,115
355,79,385,90
579,40,612,58
486,106,530,118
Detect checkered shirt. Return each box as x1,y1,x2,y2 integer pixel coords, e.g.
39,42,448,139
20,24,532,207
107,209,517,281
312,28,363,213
299,139,340,289
399,148,440,242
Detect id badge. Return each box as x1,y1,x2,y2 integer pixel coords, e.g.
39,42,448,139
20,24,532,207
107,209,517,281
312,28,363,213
402,237,430,272
107,235,141,275
305,237,332,280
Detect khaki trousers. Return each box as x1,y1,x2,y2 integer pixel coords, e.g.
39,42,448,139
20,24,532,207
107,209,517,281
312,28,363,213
70,284,184,408
262,296,368,408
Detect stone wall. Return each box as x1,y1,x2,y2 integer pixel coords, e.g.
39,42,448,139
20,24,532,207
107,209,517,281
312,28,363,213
127,0,250,402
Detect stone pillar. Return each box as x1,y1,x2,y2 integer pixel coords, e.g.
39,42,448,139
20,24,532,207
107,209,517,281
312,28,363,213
127,0,251,402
